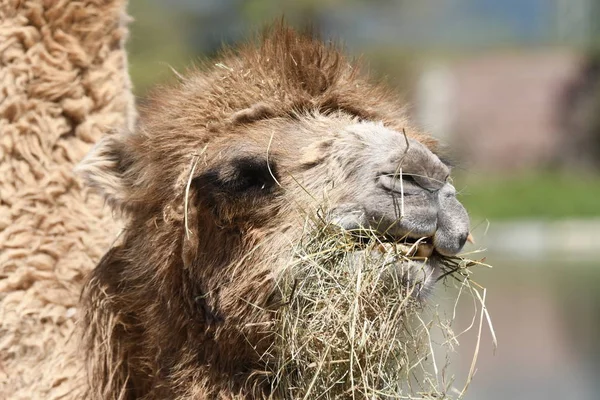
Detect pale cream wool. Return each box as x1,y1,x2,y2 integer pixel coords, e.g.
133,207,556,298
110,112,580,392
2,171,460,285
0,0,134,398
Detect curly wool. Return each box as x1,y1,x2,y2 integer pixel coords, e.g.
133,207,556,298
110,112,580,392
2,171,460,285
0,0,134,398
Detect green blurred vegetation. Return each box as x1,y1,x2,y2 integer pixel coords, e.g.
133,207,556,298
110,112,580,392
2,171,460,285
127,0,194,96
126,0,411,96
456,172,600,220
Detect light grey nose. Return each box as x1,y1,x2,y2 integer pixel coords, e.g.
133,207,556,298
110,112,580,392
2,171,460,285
433,184,470,256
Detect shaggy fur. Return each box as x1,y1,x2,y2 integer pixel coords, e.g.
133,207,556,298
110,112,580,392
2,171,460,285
79,24,470,399
0,1,133,398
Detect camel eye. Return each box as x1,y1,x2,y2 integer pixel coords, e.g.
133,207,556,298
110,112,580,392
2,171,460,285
401,174,416,184
220,156,279,193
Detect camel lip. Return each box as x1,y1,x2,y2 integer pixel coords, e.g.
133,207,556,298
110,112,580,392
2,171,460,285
369,241,434,259
348,233,436,260
330,235,445,299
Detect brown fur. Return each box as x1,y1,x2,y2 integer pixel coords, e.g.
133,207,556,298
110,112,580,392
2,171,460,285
78,23,447,399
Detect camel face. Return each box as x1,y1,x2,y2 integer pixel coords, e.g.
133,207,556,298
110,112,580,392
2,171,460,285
77,24,472,399
198,116,471,293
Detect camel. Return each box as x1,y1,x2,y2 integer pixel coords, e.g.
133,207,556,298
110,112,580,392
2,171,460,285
1,0,476,397
0,0,133,398
77,24,471,399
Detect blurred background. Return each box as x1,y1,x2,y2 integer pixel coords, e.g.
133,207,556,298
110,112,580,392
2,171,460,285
126,1,600,398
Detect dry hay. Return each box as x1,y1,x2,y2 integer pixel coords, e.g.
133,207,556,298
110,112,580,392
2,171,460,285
261,218,493,399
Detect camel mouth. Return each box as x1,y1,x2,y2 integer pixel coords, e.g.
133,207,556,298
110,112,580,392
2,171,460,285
348,231,436,260
372,239,435,259
334,232,440,296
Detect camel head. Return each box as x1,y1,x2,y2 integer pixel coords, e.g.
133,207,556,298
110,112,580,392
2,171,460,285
78,24,471,399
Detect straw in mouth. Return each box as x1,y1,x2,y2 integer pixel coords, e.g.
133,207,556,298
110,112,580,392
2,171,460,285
258,222,489,399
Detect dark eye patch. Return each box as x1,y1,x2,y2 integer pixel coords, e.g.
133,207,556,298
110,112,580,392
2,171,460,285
401,173,417,184
226,156,279,192
196,156,279,195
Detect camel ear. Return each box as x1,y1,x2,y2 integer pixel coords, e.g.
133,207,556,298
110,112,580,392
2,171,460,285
76,133,137,211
